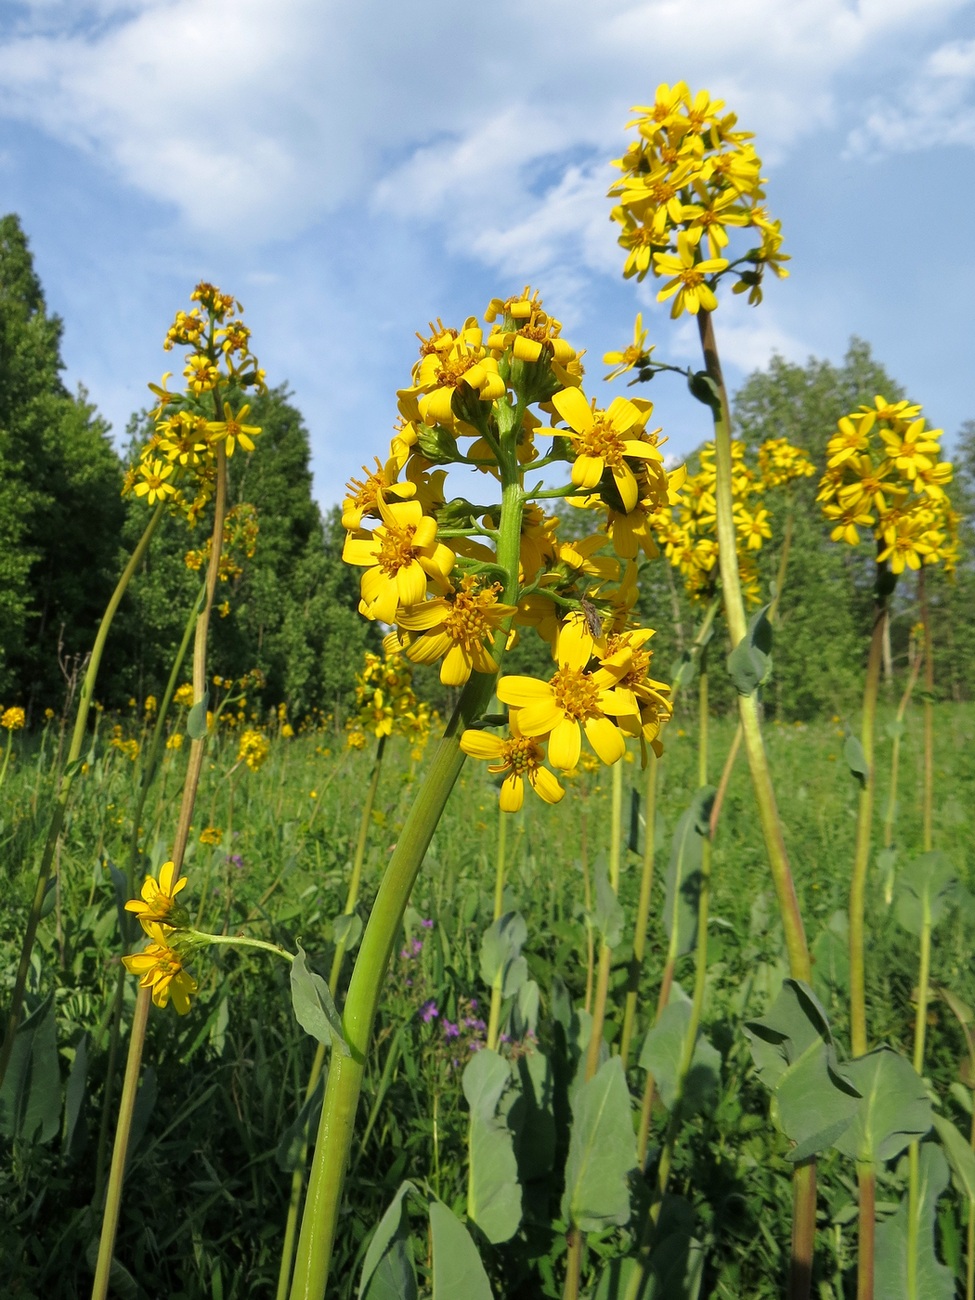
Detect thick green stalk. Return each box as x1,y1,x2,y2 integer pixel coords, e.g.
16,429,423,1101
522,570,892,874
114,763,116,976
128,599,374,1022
919,567,934,853
905,891,934,1300
0,503,163,1092
277,735,389,1299
289,467,525,1300
850,594,886,1058
697,310,813,1300
90,988,151,1298
583,759,623,1082
856,1162,876,1300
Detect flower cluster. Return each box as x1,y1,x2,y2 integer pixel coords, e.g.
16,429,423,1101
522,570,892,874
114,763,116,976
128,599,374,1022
608,82,787,320
345,645,437,758
651,437,814,603
817,396,957,574
1,706,25,731
123,283,266,524
184,503,260,607
122,861,198,1014
342,289,679,810
237,728,271,772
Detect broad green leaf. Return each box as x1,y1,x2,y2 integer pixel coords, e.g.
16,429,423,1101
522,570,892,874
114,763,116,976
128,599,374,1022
894,852,959,937
359,1181,418,1300
561,1056,637,1232
594,857,625,948
932,1112,975,1202
687,369,721,414
833,1048,931,1164
664,788,715,960
726,604,772,695
62,1033,88,1162
429,1198,494,1299
874,1144,954,1300
186,690,210,740
479,912,528,998
506,1048,556,1182
290,945,349,1055
0,994,61,1144
509,978,539,1041
463,1050,521,1243
744,979,859,1162
844,735,868,787
638,996,721,1117
811,910,849,997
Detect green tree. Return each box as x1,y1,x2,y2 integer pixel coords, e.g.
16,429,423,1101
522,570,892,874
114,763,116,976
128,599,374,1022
117,387,376,719
0,214,124,711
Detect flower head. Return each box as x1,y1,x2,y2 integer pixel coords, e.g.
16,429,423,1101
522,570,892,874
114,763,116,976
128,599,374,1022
122,922,198,1014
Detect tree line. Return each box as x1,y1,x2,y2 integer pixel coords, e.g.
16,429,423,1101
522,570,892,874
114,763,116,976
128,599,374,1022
1,212,972,724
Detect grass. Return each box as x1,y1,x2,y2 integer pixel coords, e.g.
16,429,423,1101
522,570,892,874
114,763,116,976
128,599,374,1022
1,699,972,1297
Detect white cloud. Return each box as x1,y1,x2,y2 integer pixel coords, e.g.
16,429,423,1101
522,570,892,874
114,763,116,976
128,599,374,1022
846,35,975,155
0,0,970,251
669,295,811,378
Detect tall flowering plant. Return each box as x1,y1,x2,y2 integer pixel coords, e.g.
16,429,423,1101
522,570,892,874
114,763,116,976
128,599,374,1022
289,289,680,1296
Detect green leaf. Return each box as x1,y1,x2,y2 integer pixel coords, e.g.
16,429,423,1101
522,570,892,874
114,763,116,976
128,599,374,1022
687,369,721,414
594,1235,704,1300
874,1144,954,1300
332,912,363,952
593,856,625,948
479,912,528,998
62,1033,88,1162
505,1048,556,1182
290,945,349,1055
932,1112,975,1201
359,1181,418,1300
463,1049,521,1244
0,994,61,1144
886,718,905,740
894,852,959,937
639,996,721,1117
429,1198,494,1300
844,735,868,787
726,604,773,695
811,910,850,997
744,979,859,1162
561,1056,637,1232
663,789,715,960
186,690,210,740
833,1048,931,1164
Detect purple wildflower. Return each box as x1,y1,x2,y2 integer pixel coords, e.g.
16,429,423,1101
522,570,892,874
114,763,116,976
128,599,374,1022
420,917,434,929
420,1000,439,1023
443,1020,460,1040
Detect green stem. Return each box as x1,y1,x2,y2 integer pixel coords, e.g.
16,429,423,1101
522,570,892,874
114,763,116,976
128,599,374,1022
289,467,525,1300
856,1161,876,1300
919,567,934,853
905,895,933,1300
0,503,163,1092
90,988,151,1298
882,632,923,860
697,310,813,1300
93,451,228,1299
850,590,887,1058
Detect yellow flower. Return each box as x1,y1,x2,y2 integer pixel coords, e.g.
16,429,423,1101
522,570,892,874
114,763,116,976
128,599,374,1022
653,231,729,317
1,706,25,731
122,922,198,1014
174,683,195,708
603,313,650,381
497,617,635,770
206,402,262,457
396,575,517,687
183,354,220,394
125,860,189,932
343,498,455,624
199,826,223,846
460,716,565,812
133,457,175,505
166,733,184,750
237,729,270,772
552,387,664,513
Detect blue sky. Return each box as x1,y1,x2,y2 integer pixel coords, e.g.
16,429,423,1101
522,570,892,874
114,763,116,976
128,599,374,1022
1,0,973,508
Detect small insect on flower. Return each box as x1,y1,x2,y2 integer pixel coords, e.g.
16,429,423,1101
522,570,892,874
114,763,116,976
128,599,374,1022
580,596,603,640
